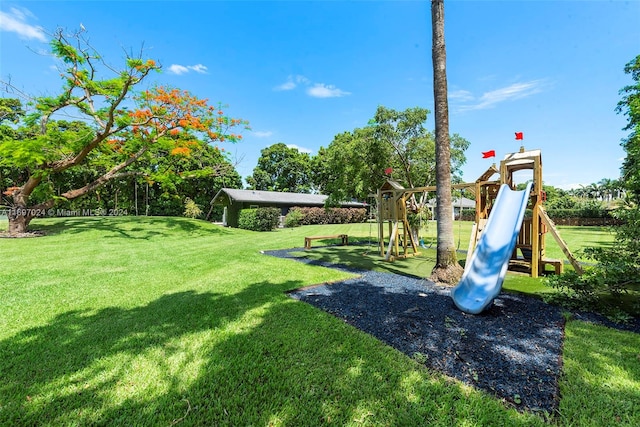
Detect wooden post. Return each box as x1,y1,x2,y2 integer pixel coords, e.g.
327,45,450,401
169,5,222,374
531,154,543,277
385,222,399,261
539,207,583,274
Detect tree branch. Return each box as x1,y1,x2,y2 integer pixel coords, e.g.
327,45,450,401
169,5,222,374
28,147,148,215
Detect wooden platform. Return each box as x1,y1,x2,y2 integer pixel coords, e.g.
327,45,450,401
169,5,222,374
542,258,563,275
304,234,348,250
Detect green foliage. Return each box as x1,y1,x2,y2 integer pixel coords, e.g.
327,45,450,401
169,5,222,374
407,206,432,227
315,105,469,206
238,207,280,231
0,99,24,124
246,143,312,193
183,197,202,219
616,55,640,202
286,206,367,225
545,207,610,219
284,208,304,228
545,206,640,319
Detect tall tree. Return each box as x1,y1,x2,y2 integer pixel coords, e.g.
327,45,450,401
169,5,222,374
315,105,469,205
0,29,248,234
313,126,384,204
616,54,640,203
430,0,463,284
247,143,312,193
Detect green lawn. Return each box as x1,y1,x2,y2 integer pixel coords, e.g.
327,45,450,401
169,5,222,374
0,217,636,426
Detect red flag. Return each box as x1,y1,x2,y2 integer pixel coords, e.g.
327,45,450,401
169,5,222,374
482,150,496,159
515,132,524,140
384,167,393,175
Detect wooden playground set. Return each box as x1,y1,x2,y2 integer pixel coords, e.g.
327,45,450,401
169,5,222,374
376,147,583,278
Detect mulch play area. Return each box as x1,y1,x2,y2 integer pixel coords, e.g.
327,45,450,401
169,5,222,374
264,247,639,415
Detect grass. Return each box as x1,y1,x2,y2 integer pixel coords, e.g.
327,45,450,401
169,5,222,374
287,220,615,296
0,217,637,426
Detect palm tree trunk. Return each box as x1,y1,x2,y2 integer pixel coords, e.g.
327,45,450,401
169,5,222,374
430,0,463,284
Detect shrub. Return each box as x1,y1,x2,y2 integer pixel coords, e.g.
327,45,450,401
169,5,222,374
544,206,640,321
238,207,280,231
284,208,304,228
183,197,202,219
545,200,610,219
288,207,367,225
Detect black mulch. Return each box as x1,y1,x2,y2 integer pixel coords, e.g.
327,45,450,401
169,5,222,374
263,247,640,415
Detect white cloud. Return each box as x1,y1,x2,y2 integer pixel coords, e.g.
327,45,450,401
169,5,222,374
306,83,350,98
286,144,312,154
0,7,46,41
273,75,309,91
252,130,273,138
168,64,189,75
274,80,297,91
455,80,547,112
167,63,208,75
274,75,349,98
188,64,208,73
448,89,474,102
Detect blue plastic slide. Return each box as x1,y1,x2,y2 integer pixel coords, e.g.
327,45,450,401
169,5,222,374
451,182,533,314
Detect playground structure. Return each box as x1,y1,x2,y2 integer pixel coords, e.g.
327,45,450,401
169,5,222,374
376,147,582,278
377,179,474,261
452,182,533,314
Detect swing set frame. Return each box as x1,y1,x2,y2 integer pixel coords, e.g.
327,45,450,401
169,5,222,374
376,147,582,277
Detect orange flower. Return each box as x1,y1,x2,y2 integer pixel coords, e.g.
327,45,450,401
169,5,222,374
3,186,20,196
170,147,191,156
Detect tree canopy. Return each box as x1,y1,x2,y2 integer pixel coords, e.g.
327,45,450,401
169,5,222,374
246,143,312,193
616,54,640,202
314,105,469,206
0,29,248,234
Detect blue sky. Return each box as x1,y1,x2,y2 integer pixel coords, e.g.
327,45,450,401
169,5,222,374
1,0,639,190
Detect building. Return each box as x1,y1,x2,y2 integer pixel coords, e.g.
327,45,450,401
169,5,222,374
211,188,366,227
427,196,476,220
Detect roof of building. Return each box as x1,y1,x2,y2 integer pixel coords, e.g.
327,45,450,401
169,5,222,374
427,196,476,209
212,188,366,207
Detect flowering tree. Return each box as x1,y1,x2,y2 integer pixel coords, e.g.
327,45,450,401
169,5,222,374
0,29,248,234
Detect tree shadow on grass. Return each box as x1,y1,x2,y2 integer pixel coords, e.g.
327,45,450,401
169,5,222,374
0,279,542,426
289,271,565,416
28,216,232,240
171,299,543,426
269,245,438,280
0,280,291,425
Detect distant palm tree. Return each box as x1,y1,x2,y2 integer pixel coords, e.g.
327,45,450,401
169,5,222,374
429,0,463,284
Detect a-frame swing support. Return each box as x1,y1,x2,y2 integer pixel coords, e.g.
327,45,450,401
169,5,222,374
377,181,420,261
377,180,475,261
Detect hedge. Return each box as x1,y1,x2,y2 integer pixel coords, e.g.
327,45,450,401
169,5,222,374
285,207,367,227
238,207,280,231
459,207,615,225
544,208,611,219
